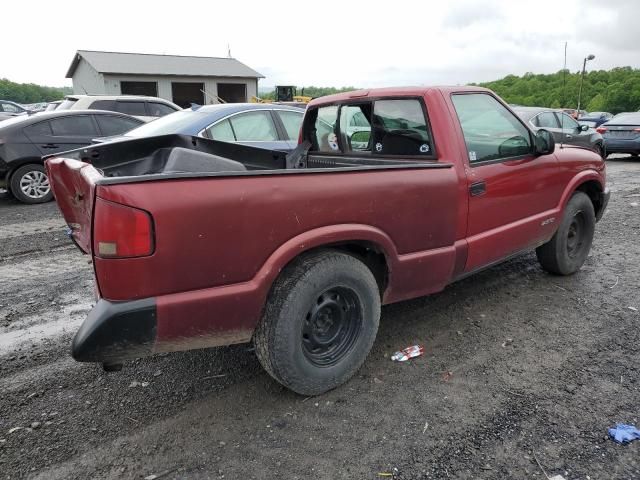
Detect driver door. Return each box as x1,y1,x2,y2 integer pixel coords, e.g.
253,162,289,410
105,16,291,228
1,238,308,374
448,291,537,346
451,93,565,272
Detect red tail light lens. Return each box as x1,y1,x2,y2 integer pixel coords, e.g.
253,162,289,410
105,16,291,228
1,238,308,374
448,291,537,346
93,198,154,258
633,128,640,132
596,127,607,134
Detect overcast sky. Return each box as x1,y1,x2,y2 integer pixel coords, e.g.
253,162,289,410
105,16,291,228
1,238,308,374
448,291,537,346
2,0,639,88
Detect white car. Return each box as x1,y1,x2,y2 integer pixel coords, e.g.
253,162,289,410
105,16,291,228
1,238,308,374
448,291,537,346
56,95,181,122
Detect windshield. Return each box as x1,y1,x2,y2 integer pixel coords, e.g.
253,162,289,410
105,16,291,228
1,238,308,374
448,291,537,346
124,110,209,137
56,99,78,111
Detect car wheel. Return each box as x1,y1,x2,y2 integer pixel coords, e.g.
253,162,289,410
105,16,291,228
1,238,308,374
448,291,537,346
254,250,381,396
595,143,605,159
9,164,53,204
536,191,595,275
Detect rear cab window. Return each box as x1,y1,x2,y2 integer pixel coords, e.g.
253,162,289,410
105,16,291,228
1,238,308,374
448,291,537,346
307,98,435,158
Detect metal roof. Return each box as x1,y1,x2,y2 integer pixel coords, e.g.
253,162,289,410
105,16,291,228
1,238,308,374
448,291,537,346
66,50,264,79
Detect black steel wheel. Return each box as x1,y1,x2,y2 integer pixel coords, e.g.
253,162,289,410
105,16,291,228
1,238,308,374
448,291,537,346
536,191,595,275
301,287,363,367
254,250,381,396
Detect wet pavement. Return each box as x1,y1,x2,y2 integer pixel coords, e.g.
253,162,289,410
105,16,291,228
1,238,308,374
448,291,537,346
0,157,639,479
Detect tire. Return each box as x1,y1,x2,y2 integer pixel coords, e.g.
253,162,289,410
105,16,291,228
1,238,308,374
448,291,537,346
254,250,381,396
595,143,605,159
536,191,595,275
9,164,52,204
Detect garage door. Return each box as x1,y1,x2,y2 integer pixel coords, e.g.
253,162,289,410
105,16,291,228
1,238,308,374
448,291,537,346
218,83,247,103
171,83,204,108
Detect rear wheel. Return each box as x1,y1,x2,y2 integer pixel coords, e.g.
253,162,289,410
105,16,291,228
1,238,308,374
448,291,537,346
536,192,595,275
10,164,52,204
254,250,381,395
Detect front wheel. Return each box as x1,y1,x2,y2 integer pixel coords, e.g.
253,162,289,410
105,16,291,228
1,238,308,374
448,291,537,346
595,143,605,159
9,164,52,204
536,191,595,275
254,250,381,395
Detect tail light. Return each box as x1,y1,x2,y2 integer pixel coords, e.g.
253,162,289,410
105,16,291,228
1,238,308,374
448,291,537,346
596,127,607,134
93,198,154,258
634,128,640,132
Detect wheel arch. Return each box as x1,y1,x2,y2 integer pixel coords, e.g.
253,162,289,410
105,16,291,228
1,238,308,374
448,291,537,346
6,157,45,187
559,171,606,221
257,225,398,301
575,179,605,219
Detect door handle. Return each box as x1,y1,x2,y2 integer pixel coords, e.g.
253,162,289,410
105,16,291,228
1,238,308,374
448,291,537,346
565,134,572,139
469,181,486,197
41,143,59,149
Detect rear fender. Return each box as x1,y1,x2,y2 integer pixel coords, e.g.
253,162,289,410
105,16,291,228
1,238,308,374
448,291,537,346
255,224,399,297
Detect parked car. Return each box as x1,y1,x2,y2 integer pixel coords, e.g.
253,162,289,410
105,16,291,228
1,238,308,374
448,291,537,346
57,95,181,122
22,102,48,112
96,103,305,152
0,110,143,203
0,100,31,122
578,111,613,128
514,106,605,157
596,112,640,157
46,86,609,395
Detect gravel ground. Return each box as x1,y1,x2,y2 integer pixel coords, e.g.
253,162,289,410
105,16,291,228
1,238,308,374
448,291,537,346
0,158,639,479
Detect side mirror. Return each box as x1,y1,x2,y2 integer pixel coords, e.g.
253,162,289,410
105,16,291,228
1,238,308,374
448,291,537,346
535,129,555,155
580,124,589,132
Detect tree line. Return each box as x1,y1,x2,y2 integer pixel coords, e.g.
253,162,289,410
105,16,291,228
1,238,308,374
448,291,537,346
0,78,72,104
476,67,640,114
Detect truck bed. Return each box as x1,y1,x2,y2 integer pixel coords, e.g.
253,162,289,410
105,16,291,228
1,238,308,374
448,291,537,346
49,134,447,184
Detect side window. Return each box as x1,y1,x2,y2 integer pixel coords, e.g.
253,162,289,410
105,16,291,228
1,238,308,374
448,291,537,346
24,121,52,138
114,101,147,116
451,93,532,164
88,100,116,111
372,99,432,156
535,112,560,128
559,113,580,130
95,115,142,136
206,119,236,141
277,110,304,141
49,116,98,136
147,102,176,117
340,104,372,153
228,111,278,141
311,105,339,152
2,102,20,113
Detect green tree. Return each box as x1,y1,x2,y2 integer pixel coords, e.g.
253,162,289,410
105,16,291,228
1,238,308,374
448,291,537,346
477,67,640,114
0,78,70,104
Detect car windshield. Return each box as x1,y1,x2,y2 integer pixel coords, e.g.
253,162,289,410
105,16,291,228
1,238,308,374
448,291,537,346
124,110,209,137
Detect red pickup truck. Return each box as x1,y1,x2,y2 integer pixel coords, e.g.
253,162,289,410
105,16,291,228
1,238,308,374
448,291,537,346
46,86,609,395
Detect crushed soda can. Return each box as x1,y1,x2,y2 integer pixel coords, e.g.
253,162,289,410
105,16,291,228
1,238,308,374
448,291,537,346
391,345,424,362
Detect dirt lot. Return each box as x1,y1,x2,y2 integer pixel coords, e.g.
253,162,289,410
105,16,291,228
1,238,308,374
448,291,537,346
1,158,639,480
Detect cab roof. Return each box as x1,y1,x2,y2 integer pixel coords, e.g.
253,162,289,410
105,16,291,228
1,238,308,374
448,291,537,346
308,85,492,107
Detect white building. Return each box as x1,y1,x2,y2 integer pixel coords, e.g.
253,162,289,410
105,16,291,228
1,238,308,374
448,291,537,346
66,50,264,107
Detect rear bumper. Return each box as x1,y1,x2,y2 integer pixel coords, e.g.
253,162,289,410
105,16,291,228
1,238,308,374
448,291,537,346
604,139,640,154
72,298,157,362
597,187,611,222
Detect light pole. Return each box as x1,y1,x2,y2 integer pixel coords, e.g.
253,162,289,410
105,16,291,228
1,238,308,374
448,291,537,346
577,54,595,113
